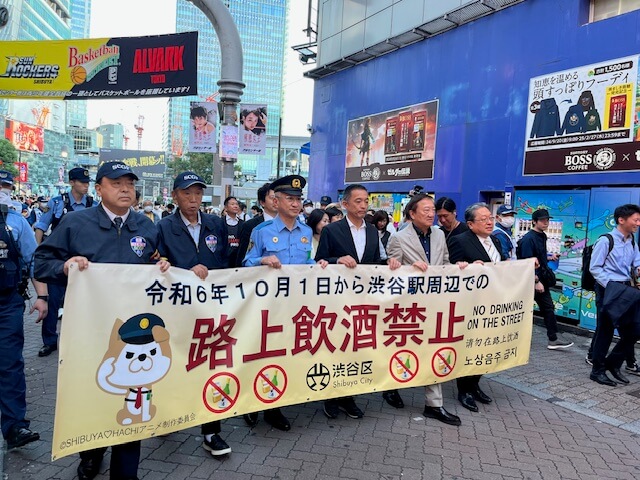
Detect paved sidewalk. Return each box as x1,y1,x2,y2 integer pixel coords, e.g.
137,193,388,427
4,307,640,479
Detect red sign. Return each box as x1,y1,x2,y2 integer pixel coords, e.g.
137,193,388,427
389,350,419,383
432,347,457,378
5,120,44,153
14,162,28,182
202,372,239,414
253,365,288,404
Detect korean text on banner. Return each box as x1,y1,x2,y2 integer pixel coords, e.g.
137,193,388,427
52,260,535,459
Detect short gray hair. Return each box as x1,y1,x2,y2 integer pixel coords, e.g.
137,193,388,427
464,202,490,222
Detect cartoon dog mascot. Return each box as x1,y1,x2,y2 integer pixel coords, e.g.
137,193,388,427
96,313,172,425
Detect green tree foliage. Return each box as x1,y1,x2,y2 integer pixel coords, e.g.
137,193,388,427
166,153,214,184
0,139,18,175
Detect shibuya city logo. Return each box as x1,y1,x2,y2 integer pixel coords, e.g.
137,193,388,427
593,147,615,170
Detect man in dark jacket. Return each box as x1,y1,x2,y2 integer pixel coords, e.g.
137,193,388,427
516,209,573,350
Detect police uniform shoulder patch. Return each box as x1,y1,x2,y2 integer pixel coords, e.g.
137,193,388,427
130,236,147,257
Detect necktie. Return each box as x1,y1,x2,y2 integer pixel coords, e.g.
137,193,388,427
114,216,123,234
484,238,500,262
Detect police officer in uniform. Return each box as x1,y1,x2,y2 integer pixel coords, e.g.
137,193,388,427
0,170,47,450
34,167,94,357
243,175,328,431
34,161,169,480
157,171,232,457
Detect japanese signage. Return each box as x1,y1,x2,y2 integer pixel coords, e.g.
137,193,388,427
523,55,640,175
220,125,238,159
15,162,28,182
4,119,44,153
345,100,438,183
53,261,534,459
0,32,198,100
239,104,267,155
99,149,166,181
188,101,217,153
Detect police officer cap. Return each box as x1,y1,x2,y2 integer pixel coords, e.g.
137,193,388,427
69,167,91,183
497,204,516,215
96,161,139,183
271,175,306,196
37,196,46,202
173,171,206,190
320,195,332,205
0,170,14,186
118,313,166,345
303,199,313,206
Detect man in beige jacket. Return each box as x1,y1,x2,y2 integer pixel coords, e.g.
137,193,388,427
387,193,465,426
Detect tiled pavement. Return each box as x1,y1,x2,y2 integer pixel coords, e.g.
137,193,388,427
4,308,640,480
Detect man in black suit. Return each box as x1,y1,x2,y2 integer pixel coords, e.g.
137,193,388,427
315,184,401,419
448,202,504,413
235,183,276,267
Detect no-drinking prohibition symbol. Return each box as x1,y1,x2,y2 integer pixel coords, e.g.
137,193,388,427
202,372,240,414
432,347,457,378
253,365,288,404
389,350,419,383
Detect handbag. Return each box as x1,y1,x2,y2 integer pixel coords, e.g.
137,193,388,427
539,265,557,288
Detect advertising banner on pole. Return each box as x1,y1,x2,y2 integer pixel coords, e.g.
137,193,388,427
345,101,438,183
523,55,640,175
239,104,267,155
188,101,217,153
99,149,166,181
52,261,534,459
0,32,198,100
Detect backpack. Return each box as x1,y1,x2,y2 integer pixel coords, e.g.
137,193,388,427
581,234,616,291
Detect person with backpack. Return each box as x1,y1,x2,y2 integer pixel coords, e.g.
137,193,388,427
33,167,94,357
516,209,574,350
588,204,640,387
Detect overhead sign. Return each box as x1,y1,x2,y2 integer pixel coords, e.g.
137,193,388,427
523,55,640,175
99,149,166,181
0,32,198,100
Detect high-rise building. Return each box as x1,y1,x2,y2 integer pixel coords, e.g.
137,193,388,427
166,0,288,178
67,0,92,129
96,123,125,149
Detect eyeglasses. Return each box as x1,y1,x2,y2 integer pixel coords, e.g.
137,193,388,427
473,216,495,224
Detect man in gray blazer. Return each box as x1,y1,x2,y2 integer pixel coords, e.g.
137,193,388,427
386,194,464,426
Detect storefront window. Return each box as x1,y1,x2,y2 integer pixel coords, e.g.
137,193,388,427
591,0,640,21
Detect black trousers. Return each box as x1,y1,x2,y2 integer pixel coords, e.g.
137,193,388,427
80,442,140,479
591,282,640,374
457,375,481,395
534,288,558,341
201,420,221,435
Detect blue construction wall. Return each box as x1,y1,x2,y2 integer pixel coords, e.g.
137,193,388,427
308,0,640,206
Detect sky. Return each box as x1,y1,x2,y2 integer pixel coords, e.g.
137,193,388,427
88,0,315,150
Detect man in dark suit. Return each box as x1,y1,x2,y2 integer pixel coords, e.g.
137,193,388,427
235,183,276,267
315,184,401,419
448,202,504,413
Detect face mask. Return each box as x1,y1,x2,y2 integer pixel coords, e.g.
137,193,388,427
500,217,515,228
143,206,153,213
304,206,313,214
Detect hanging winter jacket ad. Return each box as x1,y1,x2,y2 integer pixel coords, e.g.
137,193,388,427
523,54,640,175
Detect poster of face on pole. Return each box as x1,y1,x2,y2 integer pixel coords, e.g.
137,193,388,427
239,104,267,155
188,101,218,153
523,54,640,175
344,101,438,183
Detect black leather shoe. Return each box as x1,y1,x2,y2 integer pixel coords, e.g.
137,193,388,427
338,397,364,419
243,412,259,427
382,390,404,409
423,406,461,426
323,399,340,419
472,387,492,404
77,457,102,480
6,427,39,450
458,392,479,412
264,408,290,431
608,368,630,384
590,372,617,387
38,344,57,357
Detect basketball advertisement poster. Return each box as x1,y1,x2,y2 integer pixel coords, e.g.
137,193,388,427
344,100,438,183
523,54,640,175
0,32,198,100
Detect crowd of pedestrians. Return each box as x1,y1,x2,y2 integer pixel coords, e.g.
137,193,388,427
2,166,640,480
